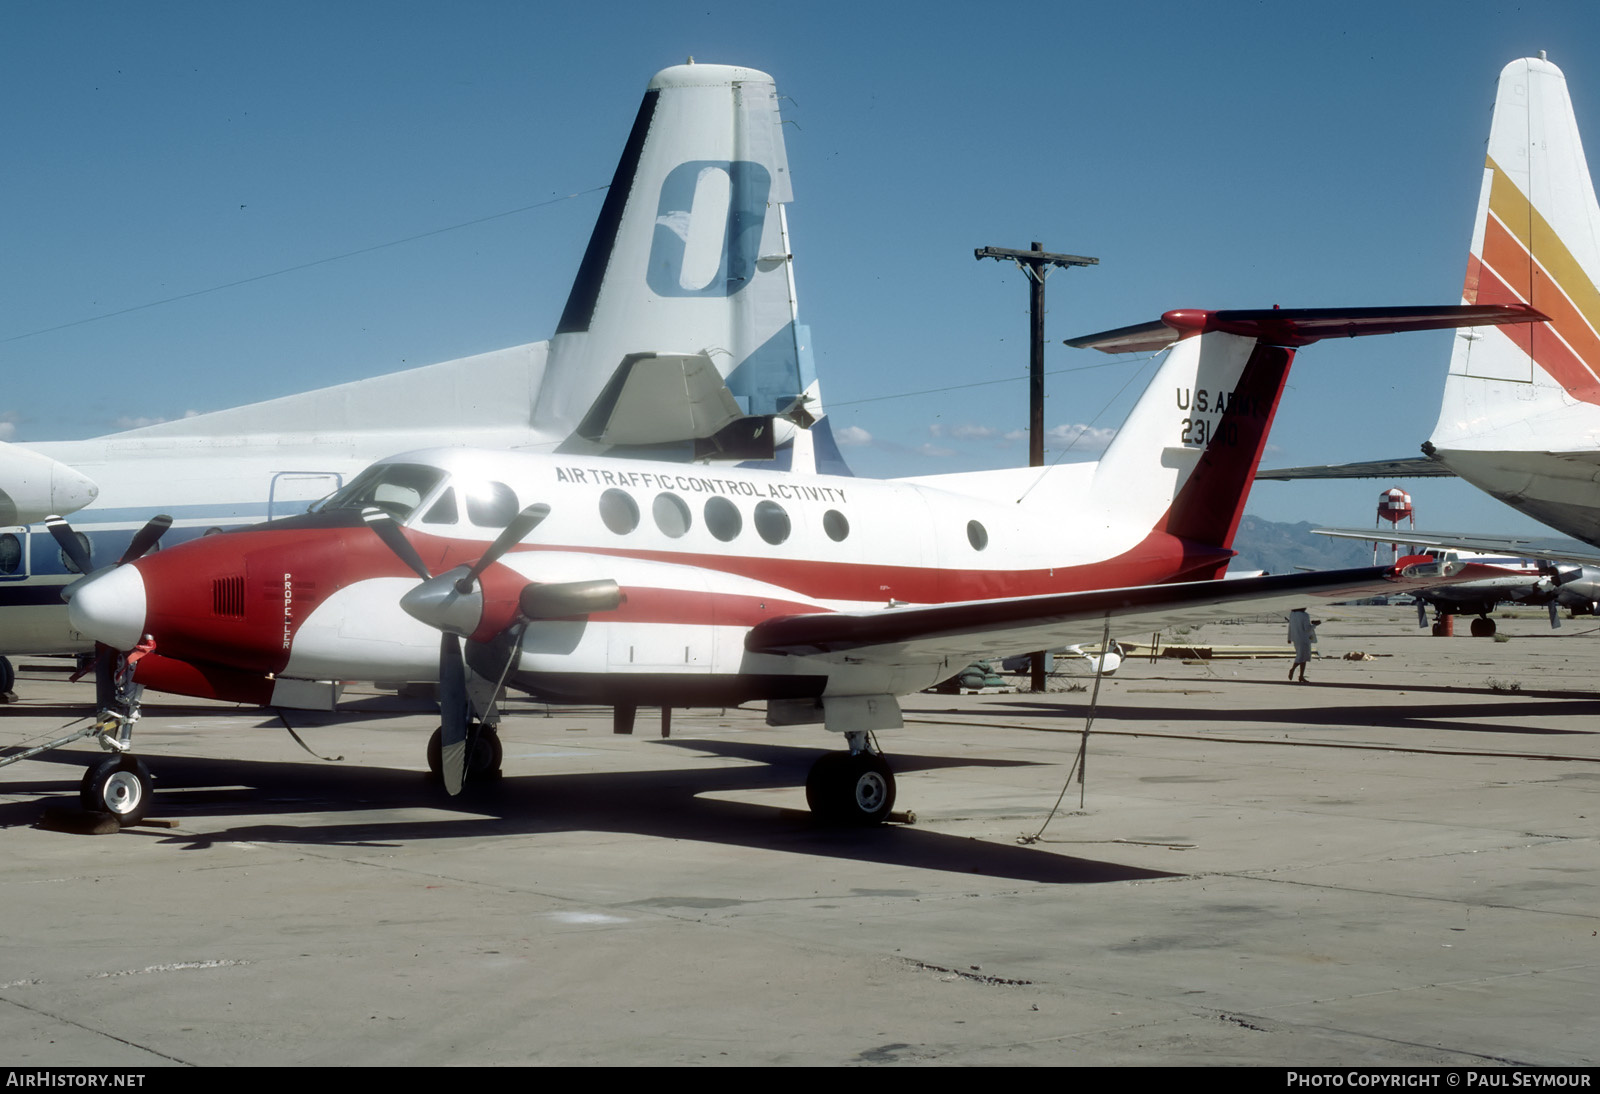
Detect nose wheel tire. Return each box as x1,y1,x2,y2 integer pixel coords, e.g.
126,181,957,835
426,725,504,784
806,751,896,825
80,756,152,826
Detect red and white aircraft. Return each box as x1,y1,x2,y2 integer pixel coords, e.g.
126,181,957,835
61,304,1535,824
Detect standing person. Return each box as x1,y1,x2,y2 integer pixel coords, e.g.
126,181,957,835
1287,608,1317,682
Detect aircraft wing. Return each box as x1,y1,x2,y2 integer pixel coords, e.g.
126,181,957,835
1314,527,1600,567
746,563,1449,665
1255,457,1455,481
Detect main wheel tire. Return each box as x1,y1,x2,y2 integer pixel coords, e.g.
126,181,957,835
806,751,896,825
426,726,504,783
805,752,849,819
80,756,152,825
0,655,14,693
1470,616,1496,637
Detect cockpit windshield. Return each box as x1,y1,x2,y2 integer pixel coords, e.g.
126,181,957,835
318,463,446,521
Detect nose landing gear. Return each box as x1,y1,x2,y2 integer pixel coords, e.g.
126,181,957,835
81,754,153,824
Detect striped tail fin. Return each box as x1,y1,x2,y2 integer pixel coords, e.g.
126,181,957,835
1428,55,1600,541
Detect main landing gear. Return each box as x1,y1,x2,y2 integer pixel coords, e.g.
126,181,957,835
1470,615,1497,637
806,733,896,825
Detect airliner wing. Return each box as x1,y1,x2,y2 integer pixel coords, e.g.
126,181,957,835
746,564,1448,664
1314,527,1600,567
1255,457,1455,481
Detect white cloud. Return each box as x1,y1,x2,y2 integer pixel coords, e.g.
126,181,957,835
1047,423,1117,453
834,424,874,447
917,443,955,458
0,422,15,442
929,423,998,440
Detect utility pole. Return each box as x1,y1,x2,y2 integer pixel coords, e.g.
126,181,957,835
975,242,1098,692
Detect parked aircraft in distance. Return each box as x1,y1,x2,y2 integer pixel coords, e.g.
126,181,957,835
1406,547,1600,635
1311,529,1600,634
0,62,835,698
1327,486,1600,635
63,305,1531,824
1259,55,1600,552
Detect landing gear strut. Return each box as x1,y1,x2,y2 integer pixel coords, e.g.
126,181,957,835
806,733,896,825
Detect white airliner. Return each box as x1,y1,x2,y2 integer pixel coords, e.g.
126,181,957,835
0,62,836,688
1262,55,1600,552
63,304,1528,824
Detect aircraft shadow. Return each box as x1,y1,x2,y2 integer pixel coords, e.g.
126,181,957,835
1151,674,1597,701
925,696,1600,738
0,738,1174,886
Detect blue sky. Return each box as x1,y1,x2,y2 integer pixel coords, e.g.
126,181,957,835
5,1,1599,535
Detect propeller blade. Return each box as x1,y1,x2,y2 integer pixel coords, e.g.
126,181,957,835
45,515,92,575
455,504,550,594
118,514,173,566
362,508,432,580
438,633,470,796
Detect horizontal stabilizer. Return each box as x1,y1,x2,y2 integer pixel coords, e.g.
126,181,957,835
1069,305,1546,354
576,352,745,445
1255,456,1455,481
747,561,1460,665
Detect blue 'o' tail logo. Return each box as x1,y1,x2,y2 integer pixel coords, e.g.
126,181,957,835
647,160,772,298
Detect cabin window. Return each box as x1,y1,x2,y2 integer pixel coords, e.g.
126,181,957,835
0,534,19,575
704,496,741,542
421,488,458,525
464,481,519,528
653,493,691,538
823,509,849,542
967,520,988,551
599,489,639,535
754,500,791,545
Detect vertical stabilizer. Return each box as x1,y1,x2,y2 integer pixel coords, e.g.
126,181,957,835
1070,304,1540,568
535,62,828,462
1428,56,1600,543
1434,56,1600,440
1084,329,1284,554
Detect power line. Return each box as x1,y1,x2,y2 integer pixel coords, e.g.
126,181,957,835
2,186,610,345
825,355,1140,410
